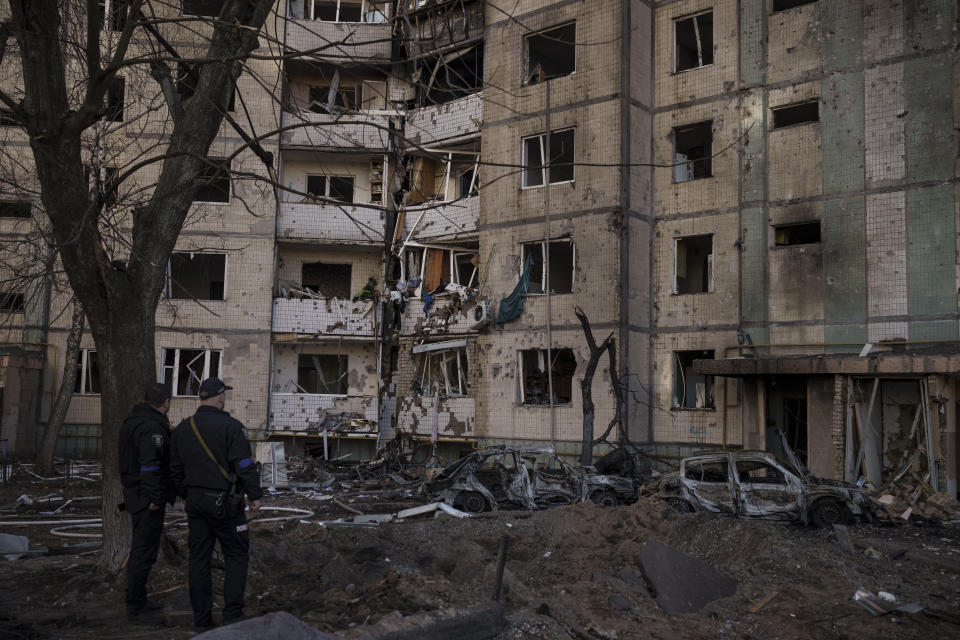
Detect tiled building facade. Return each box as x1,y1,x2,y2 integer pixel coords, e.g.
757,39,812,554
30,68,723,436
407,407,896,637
1,1,958,496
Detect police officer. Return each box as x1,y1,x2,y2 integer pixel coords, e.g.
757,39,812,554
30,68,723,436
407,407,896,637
118,382,175,621
170,377,262,630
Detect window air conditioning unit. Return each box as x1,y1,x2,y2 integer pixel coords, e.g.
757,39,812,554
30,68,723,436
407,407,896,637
471,299,493,330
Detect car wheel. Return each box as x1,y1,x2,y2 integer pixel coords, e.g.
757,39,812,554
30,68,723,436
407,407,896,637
591,490,619,508
810,499,850,528
457,491,487,513
666,498,693,514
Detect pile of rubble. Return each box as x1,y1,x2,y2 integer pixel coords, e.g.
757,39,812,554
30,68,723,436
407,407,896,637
874,472,960,522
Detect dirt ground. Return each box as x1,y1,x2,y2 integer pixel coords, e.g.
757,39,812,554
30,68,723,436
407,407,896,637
2,463,960,640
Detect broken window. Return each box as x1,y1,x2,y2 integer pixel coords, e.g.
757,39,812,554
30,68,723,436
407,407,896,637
675,235,712,294
675,11,713,72
74,349,101,395
524,22,576,85
306,0,374,22
773,0,816,11
673,121,712,182
459,167,478,198
523,128,575,187
104,76,125,122
417,46,483,107
519,348,576,405
309,84,359,112
413,342,469,397
774,221,820,246
297,354,348,394
0,201,31,218
182,0,224,17
522,239,574,295
673,350,715,409
0,291,25,313
772,100,819,128
194,157,231,203
98,0,129,32
305,174,355,203
166,253,226,300
302,262,351,298
403,246,479,293
161,348,221,396
684,459,728,483
735,459,787,485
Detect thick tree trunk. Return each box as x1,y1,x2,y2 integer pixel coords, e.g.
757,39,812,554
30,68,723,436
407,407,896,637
92,302,158,574
34,302,85,477
575,306,613,466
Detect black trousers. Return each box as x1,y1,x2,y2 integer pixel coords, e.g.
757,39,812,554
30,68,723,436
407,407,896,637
185,491,249,626
125,504,165,609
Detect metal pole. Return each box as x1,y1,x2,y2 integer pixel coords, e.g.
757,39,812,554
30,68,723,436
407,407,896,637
544,81,555,451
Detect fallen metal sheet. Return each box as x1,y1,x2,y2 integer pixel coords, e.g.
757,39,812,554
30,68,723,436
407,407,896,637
637,541,738,614
0,533,30,560
852,587,922,616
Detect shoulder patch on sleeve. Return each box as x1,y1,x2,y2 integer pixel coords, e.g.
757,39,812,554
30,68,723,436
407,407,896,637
152,434,163,448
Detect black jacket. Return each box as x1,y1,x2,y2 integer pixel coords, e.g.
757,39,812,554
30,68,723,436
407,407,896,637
118,403,174,509
170,405,263,501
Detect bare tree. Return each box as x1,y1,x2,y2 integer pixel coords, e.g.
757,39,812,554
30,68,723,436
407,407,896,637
575,305,615,466
1,0,274,572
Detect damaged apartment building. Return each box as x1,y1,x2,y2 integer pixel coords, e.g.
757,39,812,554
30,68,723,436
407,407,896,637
1,1,959,500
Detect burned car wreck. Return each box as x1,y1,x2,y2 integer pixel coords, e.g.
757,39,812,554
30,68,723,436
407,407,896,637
654,451,880,527
423,445,636,512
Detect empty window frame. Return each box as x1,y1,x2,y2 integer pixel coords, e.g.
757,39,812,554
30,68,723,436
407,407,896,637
104,76,125,122
735,459,787,485
309,84,360,112
673,121,713,182
166,253,226,300
675,235,713,294
524,22,575,85
774,221,821,246
161,348,221,397
409,153,479,203
0,291,25,312
772,100,819,128
522,239,574,295
194,157,231,203
182,0,224,17
417,46,483,106
74,349,101,395
403,246,478,293
519,348,576,405
459,167,478,198
523,128,575,187
684,458,728,482
307,0,387,22
673,350,715,409
414,346,469,397
0,201,30,218
98,0,129,32
297,354,348,394
675,11,714,72
772,0,817,12
306,174,355,203
302,262,352,298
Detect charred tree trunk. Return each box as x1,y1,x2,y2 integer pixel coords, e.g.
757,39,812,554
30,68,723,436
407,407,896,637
34,302,85,477
575,306,613,466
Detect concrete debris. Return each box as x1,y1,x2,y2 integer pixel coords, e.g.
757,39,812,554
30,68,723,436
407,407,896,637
832,523,855,554
636,541,738,614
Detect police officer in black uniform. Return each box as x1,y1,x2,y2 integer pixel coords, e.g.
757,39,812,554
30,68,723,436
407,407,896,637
118,382,175,621
170,377,262,630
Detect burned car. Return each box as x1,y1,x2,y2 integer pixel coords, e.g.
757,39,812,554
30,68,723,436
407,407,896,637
654,451,879,527
424,445,636,512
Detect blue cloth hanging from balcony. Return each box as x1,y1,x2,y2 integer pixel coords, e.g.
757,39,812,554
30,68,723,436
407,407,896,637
495,252,535,327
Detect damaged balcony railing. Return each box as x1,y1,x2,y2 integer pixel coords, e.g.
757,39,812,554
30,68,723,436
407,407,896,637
406,92,483,146
280,109,394,151
403,197,479,241
278,202,385,243
273,297,376,336
268,393,378,434
284,17,393,62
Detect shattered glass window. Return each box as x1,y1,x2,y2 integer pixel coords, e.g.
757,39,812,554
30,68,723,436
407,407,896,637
161,348,222,396
297,354,348,394
74,350,101,395
735,460,787,485
519,348,576,405
684,459,728,483
414,348,468,397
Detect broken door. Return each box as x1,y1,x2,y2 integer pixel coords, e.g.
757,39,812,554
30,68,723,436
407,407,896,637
733,457,802,520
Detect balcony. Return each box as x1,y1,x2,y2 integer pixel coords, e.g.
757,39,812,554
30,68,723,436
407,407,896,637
272,297,375,336
285,19,392,62
280,109,394,151
402,197,479,241
406,93,483,146
278,202,385,244
269,393,379,433
398,298,488,336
